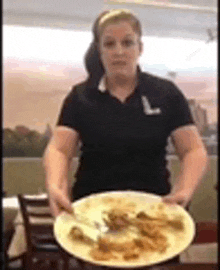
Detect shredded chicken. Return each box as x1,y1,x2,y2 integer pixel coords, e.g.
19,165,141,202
89,246,116,261
69,226,93,245
123,249,140,261
102,208,130,230
69,203,185,262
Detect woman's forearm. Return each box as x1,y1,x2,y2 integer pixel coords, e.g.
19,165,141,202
43,128,79,216
173,147,209,194
43,144,71,190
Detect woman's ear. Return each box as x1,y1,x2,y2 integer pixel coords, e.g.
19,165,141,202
139,41,143,56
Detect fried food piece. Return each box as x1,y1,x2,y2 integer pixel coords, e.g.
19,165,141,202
154,235,169,253
89,207,175,262
136,211,154,220
90,237,119,261
98,235,137,253
103,208,130,230
136,211,148,219
136,211,168,222
134,237,156,251
167,217,185,231
139,227,168,253
123,250,140,261
91,235,140,261
90,247,116,261
140,236,158,251
134,234,168,253
136,211,185,231
132,216,169,253
97,237,110,252
69,226,93,244
132,219,161,237
133,238,145,249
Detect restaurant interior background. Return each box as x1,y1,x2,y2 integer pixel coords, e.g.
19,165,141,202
3,0,217,223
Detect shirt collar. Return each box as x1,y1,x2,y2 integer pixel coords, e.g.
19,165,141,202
97,66,142,93
98,76,107,93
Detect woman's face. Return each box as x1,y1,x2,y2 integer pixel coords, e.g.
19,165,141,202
99,20,142,78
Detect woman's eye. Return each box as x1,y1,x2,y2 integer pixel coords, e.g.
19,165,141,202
103,39,134,48
103,41,115,47
123,40,134,47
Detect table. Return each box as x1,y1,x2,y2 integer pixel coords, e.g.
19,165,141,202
152,263,218,270
3,196,21,267
3,196,20,251
3,197,19,233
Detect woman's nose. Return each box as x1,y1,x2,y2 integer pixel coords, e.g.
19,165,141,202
114,43,124,54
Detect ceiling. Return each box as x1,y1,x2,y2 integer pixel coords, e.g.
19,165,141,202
3,0,218,41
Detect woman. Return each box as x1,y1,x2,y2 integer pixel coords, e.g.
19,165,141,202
44,9,208,219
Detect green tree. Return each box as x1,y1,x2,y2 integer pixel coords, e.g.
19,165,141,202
3,127,50,157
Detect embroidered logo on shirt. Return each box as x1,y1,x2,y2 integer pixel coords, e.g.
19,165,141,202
141,96,161,115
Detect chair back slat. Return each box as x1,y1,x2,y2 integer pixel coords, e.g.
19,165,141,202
17,194,54,251
22,198,49,207
17,194,33,249
17,194,71,269
28,212,52,218
31,224,54,232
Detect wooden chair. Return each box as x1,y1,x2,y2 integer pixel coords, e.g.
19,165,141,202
3,200,25,270
193,221,217,244
17,194,71,270
3,227,15,269
181,220,217,264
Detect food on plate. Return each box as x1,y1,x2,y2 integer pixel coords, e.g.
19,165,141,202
90,232,141,261
69,226,93,245
123,249,140,261
166,216,185,231
68,202,185,262
97,232,137,253
89,246,116,261
102,208,131,230
133,235,168,253
134,210,185,231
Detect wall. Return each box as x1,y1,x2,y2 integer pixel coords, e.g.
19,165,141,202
3,156,217,222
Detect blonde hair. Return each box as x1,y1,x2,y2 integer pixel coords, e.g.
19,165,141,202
94,9,142,42
99,9,132,25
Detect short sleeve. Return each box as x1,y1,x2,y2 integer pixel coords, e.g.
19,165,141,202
168,82,195,132
56,87,80,131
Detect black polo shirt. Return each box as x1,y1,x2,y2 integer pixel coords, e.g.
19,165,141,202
57,71,194,199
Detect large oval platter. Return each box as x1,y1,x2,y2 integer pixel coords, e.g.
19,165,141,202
54,191,195,268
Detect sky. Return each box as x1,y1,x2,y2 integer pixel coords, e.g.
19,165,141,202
3,25,217,73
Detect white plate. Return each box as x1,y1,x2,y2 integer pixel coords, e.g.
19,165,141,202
54,191,195,268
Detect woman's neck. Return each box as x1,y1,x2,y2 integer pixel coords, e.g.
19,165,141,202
106,75,137,92
106,74,137,101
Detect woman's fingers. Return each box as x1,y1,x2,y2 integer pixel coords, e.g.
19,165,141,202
163,196,185,207
55,188,73,214
162,192,190,208
49,198,61,218
49,185,73,217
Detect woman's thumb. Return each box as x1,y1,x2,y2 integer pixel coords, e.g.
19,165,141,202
162,194,177,205
55,188,73,214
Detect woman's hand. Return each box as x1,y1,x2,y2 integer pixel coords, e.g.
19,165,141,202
162,188,194,208
47,183,74,218
163,126,208,209
43,127,80,218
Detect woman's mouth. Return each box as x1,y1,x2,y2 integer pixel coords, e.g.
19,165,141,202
112,61,127,66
